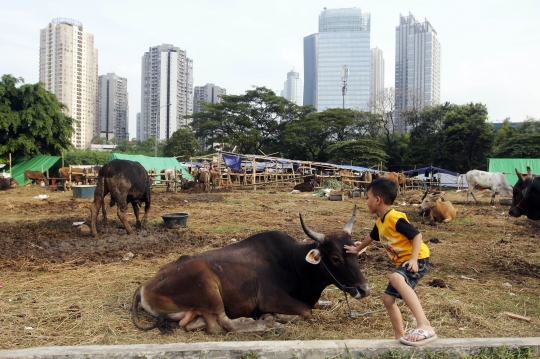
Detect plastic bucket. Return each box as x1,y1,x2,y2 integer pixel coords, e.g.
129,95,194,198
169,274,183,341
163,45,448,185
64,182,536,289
161,213,189,228
72,185,96,198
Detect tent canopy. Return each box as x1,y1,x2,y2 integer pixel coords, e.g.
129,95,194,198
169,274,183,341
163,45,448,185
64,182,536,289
489,158,540,185
10,155,64,185
403,166,459,177
109,153,193,181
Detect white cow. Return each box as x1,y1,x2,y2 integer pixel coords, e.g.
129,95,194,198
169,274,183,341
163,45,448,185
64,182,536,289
465,170,513,205
163,168,181,191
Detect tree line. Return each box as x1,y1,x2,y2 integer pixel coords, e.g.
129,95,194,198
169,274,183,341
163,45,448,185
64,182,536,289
1,75,538,172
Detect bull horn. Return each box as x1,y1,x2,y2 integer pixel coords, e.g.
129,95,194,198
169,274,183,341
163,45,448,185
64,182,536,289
516,168,525,182
527,166,532,177
343,205,357,234
299,213,325,244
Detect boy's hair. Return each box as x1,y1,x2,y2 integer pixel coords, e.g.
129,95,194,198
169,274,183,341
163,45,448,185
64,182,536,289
366,177,397,205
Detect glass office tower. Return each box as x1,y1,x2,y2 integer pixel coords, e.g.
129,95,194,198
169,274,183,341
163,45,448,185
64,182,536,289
316,8,371,111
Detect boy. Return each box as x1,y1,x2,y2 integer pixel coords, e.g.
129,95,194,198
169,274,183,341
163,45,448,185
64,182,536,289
345,177,437,346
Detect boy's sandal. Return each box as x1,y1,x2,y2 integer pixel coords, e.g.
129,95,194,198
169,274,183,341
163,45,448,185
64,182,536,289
399,328,438,347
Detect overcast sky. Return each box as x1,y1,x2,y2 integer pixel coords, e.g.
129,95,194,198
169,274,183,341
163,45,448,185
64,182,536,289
1,0,539,138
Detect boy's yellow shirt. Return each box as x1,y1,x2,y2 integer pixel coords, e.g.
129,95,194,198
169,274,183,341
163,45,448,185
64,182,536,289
375,209,430,266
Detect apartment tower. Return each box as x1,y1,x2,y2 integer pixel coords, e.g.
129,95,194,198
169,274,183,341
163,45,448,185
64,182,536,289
97,73,128,141
304,8,371,111
193,83,226,150
281,69,303,106
370,47,385,113
395,13,441,131
39,18,98,149
141,44,193,142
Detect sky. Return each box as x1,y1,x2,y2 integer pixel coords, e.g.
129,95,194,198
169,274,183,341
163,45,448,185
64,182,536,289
1,0,539,139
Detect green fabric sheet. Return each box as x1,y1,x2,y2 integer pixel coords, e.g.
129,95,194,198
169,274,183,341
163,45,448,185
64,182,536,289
488,158,540,185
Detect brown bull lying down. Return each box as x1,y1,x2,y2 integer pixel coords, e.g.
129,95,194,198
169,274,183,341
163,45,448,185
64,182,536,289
90,159,151,236
0,177,19,190
419,192,456,223
132,206,370,333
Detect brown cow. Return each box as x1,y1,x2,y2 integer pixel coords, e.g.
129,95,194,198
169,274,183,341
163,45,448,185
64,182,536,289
58,167,85,190
131,206,370,333
23,170,46,185
419,192,456,223
382,172,405,195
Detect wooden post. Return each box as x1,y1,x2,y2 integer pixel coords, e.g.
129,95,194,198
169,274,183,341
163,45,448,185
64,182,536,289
9,153,11,176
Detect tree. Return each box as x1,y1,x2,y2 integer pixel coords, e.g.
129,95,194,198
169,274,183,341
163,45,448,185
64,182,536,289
0,75,75,162
189,87,309,154
65,149,111,165
326,139,389,167
492,132,540,158
441,103,494,172
162,128,200,160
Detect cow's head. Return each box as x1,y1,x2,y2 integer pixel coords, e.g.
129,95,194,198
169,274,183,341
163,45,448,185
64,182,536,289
300,205,370,299
420,192,445,211
509,168,540,220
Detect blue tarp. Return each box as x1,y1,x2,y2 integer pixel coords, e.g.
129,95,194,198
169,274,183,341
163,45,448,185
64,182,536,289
403,166,459,177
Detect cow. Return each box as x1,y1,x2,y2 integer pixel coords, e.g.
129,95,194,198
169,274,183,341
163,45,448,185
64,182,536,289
382,172,405,195
90,159,151,237
23,170,46,185
131,206,370,334
58,167,85,190
465,170,513,205
0,177,19,190
509,167,540,220
419,192,456,224
163,168,181,191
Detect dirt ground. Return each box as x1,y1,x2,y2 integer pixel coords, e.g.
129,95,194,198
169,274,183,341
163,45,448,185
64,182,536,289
0,184,539,350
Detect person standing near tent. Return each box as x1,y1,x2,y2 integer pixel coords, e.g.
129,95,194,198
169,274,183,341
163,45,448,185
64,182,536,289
344,178,437,346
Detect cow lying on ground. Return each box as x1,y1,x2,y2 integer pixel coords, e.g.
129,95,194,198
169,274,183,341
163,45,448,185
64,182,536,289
23,170,46,185
466,170,513,205
509,167,540,220
419,192,456,223
0,177,18,190
90,159,151,236
131,206,370,334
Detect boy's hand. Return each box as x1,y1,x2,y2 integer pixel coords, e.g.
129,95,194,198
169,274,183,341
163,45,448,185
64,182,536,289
344,241,362,254
402,259,418,273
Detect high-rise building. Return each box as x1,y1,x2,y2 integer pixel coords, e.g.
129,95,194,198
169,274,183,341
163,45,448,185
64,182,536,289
395,13,441,131
136,113,141,142
193,83,226,150
39,18,98,149
140,44,193,142
97,73,128,141
370,47,385,113
304,8,371,111
303,34,318,107
281,69,303,106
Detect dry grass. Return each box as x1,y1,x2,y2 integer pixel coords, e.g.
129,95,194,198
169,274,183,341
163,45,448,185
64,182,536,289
0,185,539,350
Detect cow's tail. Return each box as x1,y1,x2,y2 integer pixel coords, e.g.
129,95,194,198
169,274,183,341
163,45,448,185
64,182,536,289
131,285,160,331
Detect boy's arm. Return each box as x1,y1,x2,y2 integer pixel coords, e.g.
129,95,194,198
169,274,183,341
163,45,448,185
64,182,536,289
403,233,423,272
344,235,373,255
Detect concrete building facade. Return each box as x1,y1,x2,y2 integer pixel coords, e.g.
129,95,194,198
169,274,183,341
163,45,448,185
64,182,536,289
193,83,226,150
304,8,371,111
140,44,193,142
97,73,128,141
281,69,303,106
395,12,441,130
370,47,385,113
39,18,98,149
136,113,141,142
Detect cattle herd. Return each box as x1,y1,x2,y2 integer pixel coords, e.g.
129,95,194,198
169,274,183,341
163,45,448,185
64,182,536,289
2,159,539,334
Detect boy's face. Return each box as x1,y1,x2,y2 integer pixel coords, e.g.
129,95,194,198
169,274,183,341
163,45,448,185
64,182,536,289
366,189,380,214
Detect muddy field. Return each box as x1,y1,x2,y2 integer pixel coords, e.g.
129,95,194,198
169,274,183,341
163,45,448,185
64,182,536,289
0,184,539,350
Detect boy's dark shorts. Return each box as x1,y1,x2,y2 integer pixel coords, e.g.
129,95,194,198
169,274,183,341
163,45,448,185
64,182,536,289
385,258,430,299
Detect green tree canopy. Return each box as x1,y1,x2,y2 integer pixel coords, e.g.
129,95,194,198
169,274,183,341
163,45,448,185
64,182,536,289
326,139,388,168
65,149,111,165
0,75,75,163
162,128,200,160
492,132,540,158
189,87,311,154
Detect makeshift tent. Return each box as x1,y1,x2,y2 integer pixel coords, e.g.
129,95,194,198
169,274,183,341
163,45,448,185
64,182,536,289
109,153,193,181
10,155,64,185
488,158,540,185
402,165,468,188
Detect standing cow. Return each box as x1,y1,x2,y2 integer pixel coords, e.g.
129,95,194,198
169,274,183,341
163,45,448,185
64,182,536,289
90,159,151,237
23,170,46,185
131,206,370,333
58,167,85,190
465,170,513,205
509,167,540,220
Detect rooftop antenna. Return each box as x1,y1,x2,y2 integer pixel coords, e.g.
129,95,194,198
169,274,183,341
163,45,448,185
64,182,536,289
341,65,349,109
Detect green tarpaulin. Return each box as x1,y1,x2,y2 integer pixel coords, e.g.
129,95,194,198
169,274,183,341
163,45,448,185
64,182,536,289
10,155,64,185
488,158,540,185
109,153,193,181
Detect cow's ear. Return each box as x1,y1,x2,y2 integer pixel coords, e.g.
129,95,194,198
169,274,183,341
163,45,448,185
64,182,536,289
306,249,322,264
